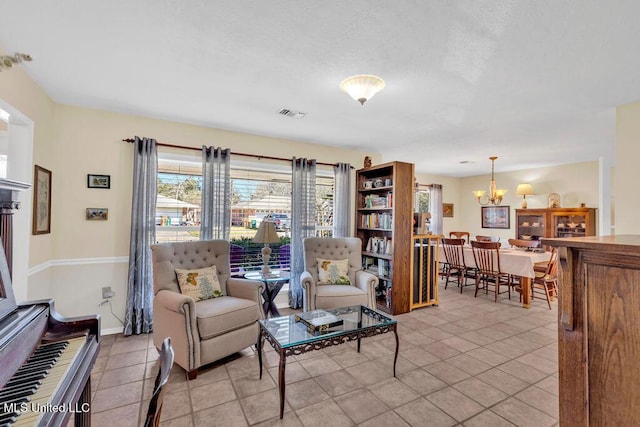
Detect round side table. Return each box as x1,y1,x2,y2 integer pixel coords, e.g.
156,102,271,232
244,270,290,318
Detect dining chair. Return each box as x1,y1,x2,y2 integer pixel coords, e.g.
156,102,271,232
471,240,511,302
507,238,542,296
508,238,541,250
449,231,471,244
144,337,175,427
475,235,500,243
441,238,476,293
531,247,559,309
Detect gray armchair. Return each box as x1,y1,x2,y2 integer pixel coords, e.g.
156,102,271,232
300,237,377,311
151,240,264,380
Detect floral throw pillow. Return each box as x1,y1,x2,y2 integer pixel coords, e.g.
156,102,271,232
175,265,223,302
317,258,351,285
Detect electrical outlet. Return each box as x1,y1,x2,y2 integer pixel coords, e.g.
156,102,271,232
102,286,114,299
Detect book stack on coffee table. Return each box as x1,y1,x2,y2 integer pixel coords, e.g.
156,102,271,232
294,309,344,333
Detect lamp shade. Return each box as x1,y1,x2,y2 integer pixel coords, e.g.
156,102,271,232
252,220,280,244
339,74,385,105
515,184,535,196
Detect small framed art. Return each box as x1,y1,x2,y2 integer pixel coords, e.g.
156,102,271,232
33,165,52,235
87,174,110,189
443,203,454,218
86,208,108,221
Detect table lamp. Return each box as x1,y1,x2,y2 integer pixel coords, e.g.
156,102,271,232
253,217,280,275
515,183,535,209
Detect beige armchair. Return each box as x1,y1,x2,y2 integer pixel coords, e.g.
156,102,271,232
151,240,264,380
300,237,377,311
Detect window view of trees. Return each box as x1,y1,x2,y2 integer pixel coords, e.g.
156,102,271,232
155,155,335,272
415,190,430,213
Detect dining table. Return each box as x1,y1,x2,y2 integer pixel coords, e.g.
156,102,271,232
439,245,552,308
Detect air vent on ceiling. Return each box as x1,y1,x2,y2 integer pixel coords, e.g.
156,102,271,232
278,108,306,119
459,160,475,164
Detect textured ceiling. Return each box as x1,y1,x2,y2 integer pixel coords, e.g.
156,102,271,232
1,0,637,176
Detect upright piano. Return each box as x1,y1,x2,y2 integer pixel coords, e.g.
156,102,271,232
0,239,100,426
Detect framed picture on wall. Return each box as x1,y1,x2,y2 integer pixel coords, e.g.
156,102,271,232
87,174,110,189
32,165,52,235
481,206,510,229
443,203,454,218
86,208,109,221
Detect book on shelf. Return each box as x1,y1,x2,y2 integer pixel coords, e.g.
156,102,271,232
363,194,391,209
361,212,392,229
294,309,344,332
377,258,389,277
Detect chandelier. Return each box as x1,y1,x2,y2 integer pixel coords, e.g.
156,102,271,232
473,156,507,206
339,75,385,105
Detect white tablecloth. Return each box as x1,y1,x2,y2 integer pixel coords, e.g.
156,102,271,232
439,246,551,278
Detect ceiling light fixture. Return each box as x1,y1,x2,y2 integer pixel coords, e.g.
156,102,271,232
0,52,32,72
339,74,385,105
473,156,507,206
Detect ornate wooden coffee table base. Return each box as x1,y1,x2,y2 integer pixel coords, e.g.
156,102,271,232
256,305,399,419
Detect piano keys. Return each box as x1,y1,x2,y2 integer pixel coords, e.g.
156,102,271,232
1,337,90,426
0,235,100,426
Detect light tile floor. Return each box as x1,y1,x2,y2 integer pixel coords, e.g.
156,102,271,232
89,280,559,426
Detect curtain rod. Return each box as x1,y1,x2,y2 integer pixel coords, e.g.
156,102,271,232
122,138,353,168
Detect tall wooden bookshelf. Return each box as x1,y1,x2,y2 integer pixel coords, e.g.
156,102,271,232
355,161,414,315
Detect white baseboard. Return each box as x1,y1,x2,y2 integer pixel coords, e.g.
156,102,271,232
101,327,124,336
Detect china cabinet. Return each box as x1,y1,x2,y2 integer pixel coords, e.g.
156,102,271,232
515,208,596,244
355,161,414,314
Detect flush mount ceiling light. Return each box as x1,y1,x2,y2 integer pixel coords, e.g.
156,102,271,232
0,52,32,72
339,74,385,105
473,156,507,206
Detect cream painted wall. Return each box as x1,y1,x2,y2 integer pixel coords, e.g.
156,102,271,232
51,105,379,258
615,101,640,234
0,47,57,302
456,161,600,242
38,105,381,330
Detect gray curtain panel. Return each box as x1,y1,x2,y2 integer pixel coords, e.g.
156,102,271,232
333,163,351,237
200,146,231,240
289,158,316,309
429,184,444,235
124,136,158,335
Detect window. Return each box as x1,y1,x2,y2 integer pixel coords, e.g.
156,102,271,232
156,150,334,272
415,189,430,213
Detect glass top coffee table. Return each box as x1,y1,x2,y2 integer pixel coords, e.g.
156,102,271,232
257,305,399,419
